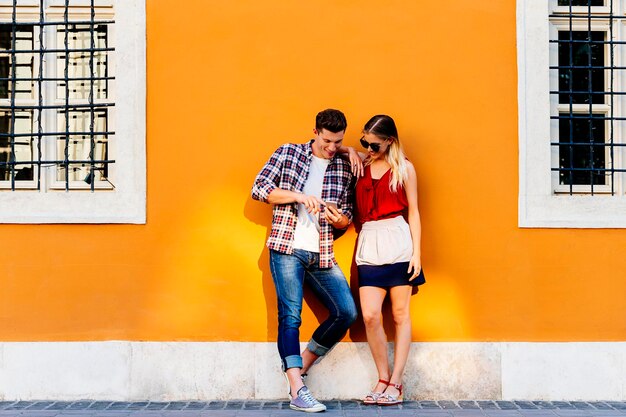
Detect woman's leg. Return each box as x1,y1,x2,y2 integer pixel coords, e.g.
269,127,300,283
359,286,390,393
382,285,413,400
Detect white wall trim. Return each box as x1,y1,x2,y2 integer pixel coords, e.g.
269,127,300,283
517,0,626,228
0,341,624,401
0,0,146,224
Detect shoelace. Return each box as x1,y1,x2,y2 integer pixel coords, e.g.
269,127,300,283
299,387,320,405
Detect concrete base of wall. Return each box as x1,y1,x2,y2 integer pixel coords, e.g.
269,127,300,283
0,342,624,401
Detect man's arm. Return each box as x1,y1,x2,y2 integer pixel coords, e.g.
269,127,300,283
267,189,325,214
251,145,284,203
252,145,324,213
323,168,354,230
338,173,355,227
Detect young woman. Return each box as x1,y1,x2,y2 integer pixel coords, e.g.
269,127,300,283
346,115,425,405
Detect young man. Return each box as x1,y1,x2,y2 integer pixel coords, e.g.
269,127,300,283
251,109,357,412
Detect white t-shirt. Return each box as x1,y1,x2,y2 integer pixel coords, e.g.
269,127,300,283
292,155,331,252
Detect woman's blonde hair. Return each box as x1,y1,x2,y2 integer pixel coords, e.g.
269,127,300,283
363,115,408,192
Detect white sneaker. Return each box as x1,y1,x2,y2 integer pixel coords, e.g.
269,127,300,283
289,386,326,413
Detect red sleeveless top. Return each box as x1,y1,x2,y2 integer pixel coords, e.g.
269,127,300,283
355,165,408,224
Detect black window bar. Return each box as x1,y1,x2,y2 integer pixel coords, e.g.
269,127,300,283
549,0,626,195
0,0,115,192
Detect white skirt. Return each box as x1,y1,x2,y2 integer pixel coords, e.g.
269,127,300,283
355,216,413,266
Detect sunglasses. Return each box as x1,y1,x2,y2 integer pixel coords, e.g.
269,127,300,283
360,137,382,153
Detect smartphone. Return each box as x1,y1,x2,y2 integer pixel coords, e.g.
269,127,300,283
324,201,338,211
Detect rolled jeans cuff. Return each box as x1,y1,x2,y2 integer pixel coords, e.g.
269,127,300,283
307,338,331,356
283,355,303,371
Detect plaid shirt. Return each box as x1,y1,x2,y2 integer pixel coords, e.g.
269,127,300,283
251,140,354,268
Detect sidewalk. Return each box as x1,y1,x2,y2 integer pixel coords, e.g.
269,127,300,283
1,401,625,417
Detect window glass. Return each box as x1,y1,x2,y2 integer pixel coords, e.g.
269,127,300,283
558,114,606,185
557,0,604,5
558,31,605,105
56,24,108,100
0,25,34,100
0,110,34,181
56,109,108,183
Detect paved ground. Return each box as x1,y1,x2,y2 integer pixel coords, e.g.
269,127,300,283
0,401,625,417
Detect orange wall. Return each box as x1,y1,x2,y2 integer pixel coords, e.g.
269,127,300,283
1,0,625,342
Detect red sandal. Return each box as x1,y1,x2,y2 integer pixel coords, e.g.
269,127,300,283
362,379,389,405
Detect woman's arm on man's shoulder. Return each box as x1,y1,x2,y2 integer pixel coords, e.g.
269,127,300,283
337,145,366,177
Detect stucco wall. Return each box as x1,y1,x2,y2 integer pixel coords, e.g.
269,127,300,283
1,0,624,344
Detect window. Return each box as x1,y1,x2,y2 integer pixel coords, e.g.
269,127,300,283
518,0,626,227
551,4,614,194
0,0,145,223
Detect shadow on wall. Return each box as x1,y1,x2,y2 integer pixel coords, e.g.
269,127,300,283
242,196,277,340
243,195,345,342
242,193,424,344
241,143,472,344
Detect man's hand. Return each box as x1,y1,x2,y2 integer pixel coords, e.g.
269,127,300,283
296,194,325,214
323,204,348,229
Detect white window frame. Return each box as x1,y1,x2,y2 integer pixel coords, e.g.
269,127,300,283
0,0,145,223
518,0,626,227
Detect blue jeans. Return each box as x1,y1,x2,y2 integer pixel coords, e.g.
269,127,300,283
269,249,357,371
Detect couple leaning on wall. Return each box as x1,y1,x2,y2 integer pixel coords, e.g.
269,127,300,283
251,108,425,412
